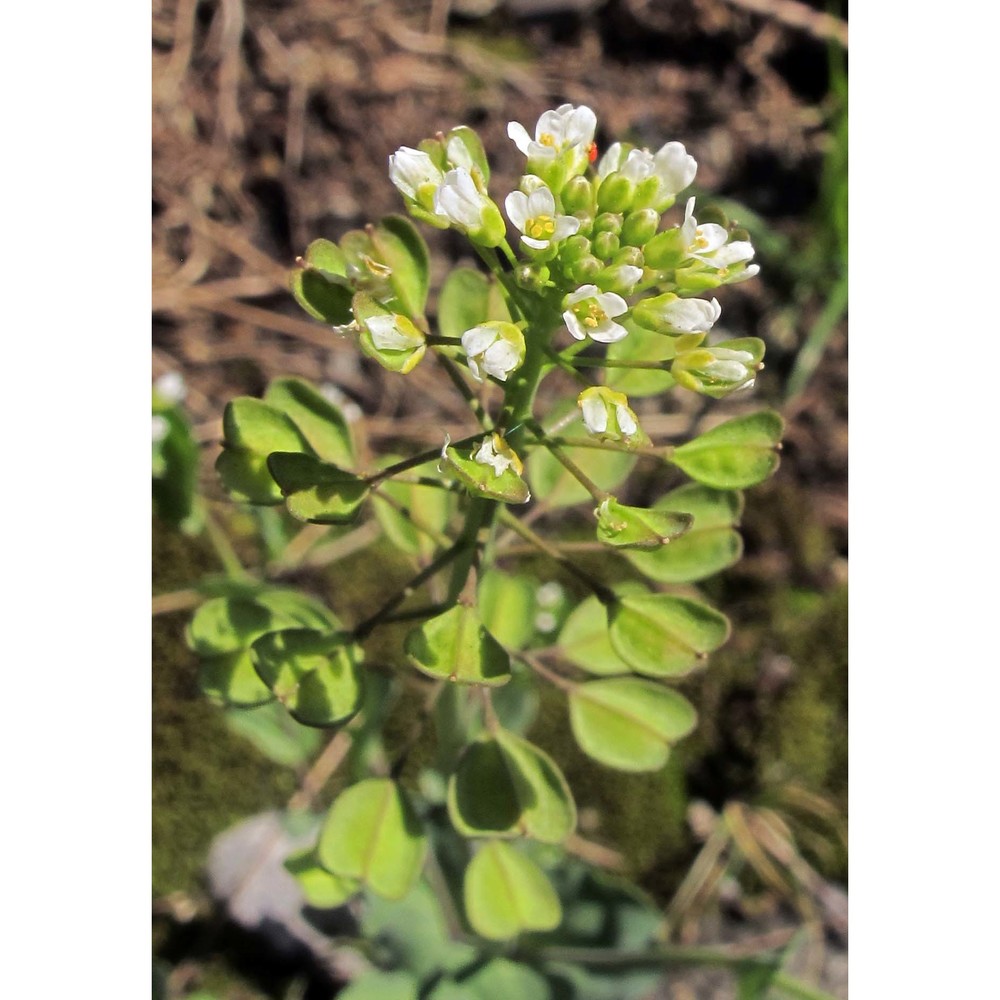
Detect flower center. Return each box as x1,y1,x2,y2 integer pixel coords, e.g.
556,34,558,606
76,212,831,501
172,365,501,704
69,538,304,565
692,229,709,251
574,300,607,329
526,215,556,240
538,132,557,148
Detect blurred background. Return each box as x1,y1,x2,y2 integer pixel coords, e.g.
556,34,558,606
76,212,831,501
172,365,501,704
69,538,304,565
152,0,847,996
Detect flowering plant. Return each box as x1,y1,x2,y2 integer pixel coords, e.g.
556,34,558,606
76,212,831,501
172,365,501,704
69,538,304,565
175,104,803,995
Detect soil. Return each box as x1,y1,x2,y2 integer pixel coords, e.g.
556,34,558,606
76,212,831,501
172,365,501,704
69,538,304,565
152,0,848,996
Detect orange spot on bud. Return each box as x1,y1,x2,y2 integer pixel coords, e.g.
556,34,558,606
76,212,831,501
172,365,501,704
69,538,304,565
588,142,598,163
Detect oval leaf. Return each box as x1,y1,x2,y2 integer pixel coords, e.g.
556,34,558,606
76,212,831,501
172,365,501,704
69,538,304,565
527,442,635,510
290,266,354,326
405,604,511,686
199,650,274,707
569,678,697,772
318,779,427,901
438,267,491,341
251,629,364,728
608,593,730,677
595,498,692,550
284,848,360,908
267,452,370,524
556,595,632,676
604,318,678,398
265,377,356,468
372,215,430,319
448,731,575,843
670,411,783,489
627,485,744,583
478,570,536,651
464,841,561,940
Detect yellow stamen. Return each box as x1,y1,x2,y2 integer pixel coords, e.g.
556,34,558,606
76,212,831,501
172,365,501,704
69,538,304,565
539,132,557,148
526,215,556,240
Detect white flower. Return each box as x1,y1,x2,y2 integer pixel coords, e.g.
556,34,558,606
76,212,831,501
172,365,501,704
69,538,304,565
597,142,627,180
366,313,425,352
578,386,642,443
658,296,722,333
505,185,580,250
389,146,443,203
434,168,489,230
563,285,630,344
598,141,696,204
681,197,730,260
461,321,526,383
508,103,597,163
473,433,524,478
652,141,697,197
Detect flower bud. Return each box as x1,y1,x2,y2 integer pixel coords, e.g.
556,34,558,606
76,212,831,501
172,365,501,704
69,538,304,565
643,227,686,269
562,175,594,214
461,321,526,383
568,255,603,284
357,309,427,374
596,172,635,213
433,168,506,247
577,386,645,444
592,231,621,260
671,338,763,398
673,266,724,293
573,212,594,237
613,246,645,269
621,209,660,247
632,292,722,334
593,212,623,235
560,234,592,264
594,263,643,295
514,263,551,292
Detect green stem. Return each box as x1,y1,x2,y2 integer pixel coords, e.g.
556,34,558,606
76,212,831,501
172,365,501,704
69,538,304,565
569,356,672,371
434,352,493,430
201,506,250,580
366,432,487,487
524,420,609,503
548,435,674,458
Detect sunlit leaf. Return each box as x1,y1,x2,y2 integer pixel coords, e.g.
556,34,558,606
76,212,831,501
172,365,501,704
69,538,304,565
595,498,692,549
670,411,783,489
405,604,511,686
264,377,355,468
284,847,360,908
372,215,430,319
267,452,370,524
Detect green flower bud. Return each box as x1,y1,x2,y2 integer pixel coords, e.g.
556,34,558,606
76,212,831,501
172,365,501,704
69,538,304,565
592,231,621,260
596,172,636,213
568,255,603,283
694,204,729,228
573,211,594,237
613,246,645,269
621,209,660,247
514,264,551,292
673,266,724,293
643,228,686,269
595,262,644,295
562,175,594,214
593,212,623,235
560,234,592,264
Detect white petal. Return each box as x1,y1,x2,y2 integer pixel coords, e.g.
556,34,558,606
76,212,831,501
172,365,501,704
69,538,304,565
663,298,721,332
711,241,756,266
598,142,625,180
596,291,629,319
615,405,637,437
566,284,600,306
536,109,567,142
621,148,653,183
445,135,474,171
505,190,530,230
589,319,629,344
581,396,609,434
527,141,558,161
466,356,484,382
564,105,597,148
507,121,532,155
462,324,499,357
654,141,697,194
483,340,521,379
610,265,643,293
553,215,581,240
563,310,587,340
526,186,556,218
695,224,729,253
368,315,419,351
705,360,750,381
522,235,550,250
726,263,761,283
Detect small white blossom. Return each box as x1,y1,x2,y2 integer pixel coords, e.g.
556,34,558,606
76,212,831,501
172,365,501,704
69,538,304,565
366,314,425,352
389,146,443,203
461,322,526,383
598,141,696,205
681,198,730,259
435,169,490,230
702,348,756,383
563,285,630,344
578,386,642,443
659,296,722,333
505,185,580,250
508,103,597,163
474,433,524,478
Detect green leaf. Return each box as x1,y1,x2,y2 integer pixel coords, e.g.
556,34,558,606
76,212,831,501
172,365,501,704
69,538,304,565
288,264,352,326
478,570,536,650
595,498,692,549
337,970,420,1000
438,267,490,340
152,405,200,530
491,663,540,735
441,442,531,505
302,238,348,276
405,604,511,686
284,848,360,908
569,678,697,772
526,441,635,510
671,411,784,489
199,650,274,707
264,377,355,467
627,484,744,583
448,731,576,843
251,629,364,727
464,841,561,940
608,593,730,677
267,452,370,524
318,779,427,901
427,959,551,1000
224,701,323,768
604,318,678,397
556,594,633,677
372,215,430,319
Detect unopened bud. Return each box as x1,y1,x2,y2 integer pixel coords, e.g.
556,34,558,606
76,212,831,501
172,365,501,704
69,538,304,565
562,175,594,214
621,208,660,247
613,245,645,269
573,212,594,237
597,172,635,213
592,231,621,260
568,255,603,283
595,263,643,295
514,264,551,292
593,212,623,235
560,234,592,264
644,228,685,269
